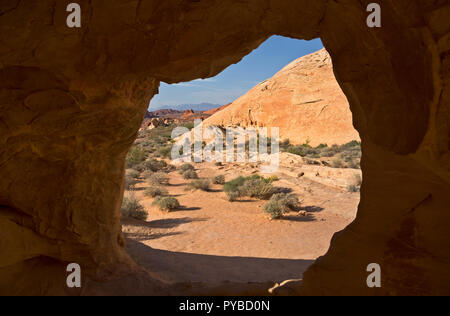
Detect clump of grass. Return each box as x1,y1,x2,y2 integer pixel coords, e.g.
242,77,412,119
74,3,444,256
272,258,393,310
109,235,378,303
148,172,169,186
121,194,147,220
126,169,140,179
152,197,180,212
179,163,195,174
226,191,240,202
270,193,300,212
238,178,274,200
183,169,199,180
157,146,172,159
125,174,139,190
280,139,361,169
223,176,247,194
126,146,148,169
331,158,345,168
265,175,280,183
264,200,286,220
186,179,211,192
144,186,169,198
212,175,226,185
141,170,154,179
224,175,275,201
264,193,300,220
144,159,168,172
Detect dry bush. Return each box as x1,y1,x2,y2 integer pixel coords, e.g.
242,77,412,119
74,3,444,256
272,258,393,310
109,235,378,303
152,197,180,212
187,179,211,192
264,200,286,220
125,174,139,190
144,186,169,198
183,170,199,180
179,163,195,174
148,172,169,186
226,191,240,202
239,178,274,200
121,194,147,220
212,175,225,185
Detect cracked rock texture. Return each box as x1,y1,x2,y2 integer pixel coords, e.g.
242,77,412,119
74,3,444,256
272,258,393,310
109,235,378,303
0,0,449,295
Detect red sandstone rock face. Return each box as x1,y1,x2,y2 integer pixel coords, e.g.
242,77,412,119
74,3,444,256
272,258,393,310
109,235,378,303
0,0,449,295
204,49,360,146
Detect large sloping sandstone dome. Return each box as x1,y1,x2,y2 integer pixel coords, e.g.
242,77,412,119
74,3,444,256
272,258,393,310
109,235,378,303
204,49,360,146
0,0,449,295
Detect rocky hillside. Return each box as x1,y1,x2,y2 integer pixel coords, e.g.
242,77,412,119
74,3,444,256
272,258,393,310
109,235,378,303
204,49,360,146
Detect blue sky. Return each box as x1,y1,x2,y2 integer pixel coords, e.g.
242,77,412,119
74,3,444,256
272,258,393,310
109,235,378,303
149,36,324,110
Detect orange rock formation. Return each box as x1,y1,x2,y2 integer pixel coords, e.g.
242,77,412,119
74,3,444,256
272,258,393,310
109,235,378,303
205,49,360,146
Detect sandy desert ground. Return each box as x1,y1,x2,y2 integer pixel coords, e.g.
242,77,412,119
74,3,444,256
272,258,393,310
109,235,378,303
122,153,360,287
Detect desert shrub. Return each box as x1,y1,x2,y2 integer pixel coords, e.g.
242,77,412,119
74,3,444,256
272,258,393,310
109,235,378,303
126,169,140,179
143,159,168,172
141,170,154,179
224,175,275,199
212,175,226,185
183,170,199,180
319,145,340,157
144,186,169,198
265,175,280,183
152,197,180,212
215,162,223,167
264,200,286,220
158,146,172,159
126,146,148,168
125,174,138,190
186,179,211,192
286,146,306,156
121,194,147,220
282,140,362,166
226,190,241,202
239,178,274,200
280,139,291,151
165,164,177,173
341,140,361,149
133,163,147,173
340,147,362,169
224,176,247,194
270,193,300,212
179,163,195,173
148,172,169,186
331,158,345,168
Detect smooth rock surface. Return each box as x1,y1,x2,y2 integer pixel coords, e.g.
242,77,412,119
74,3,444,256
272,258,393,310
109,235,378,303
204,49,360,146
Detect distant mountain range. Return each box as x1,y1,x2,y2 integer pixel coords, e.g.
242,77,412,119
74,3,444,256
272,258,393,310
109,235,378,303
148,103,222,112
145,104,231,121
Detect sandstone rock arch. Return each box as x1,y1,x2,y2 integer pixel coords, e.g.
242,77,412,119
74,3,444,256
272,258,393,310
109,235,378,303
0,0,448,295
